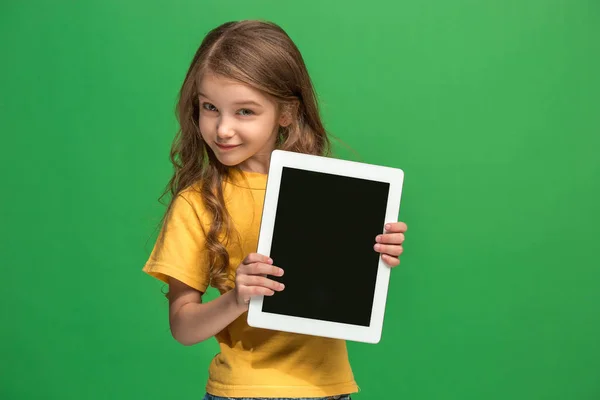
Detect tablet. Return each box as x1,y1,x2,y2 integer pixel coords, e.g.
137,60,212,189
247,150,404,343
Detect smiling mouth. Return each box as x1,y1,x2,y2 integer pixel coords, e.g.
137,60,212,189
215,143,240,151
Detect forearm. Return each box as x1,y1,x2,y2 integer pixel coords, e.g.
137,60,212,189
170,290,246,345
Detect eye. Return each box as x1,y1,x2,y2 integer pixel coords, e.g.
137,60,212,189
202,102,217,112
237,108,254,116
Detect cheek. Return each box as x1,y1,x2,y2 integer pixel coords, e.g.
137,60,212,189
254,117,280,138
198,117,212,137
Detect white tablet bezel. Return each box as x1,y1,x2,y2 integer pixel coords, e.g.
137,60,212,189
247,149,404,344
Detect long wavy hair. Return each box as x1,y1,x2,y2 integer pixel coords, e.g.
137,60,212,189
160,20,331,292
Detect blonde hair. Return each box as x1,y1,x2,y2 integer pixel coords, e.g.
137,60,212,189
161,20,330,292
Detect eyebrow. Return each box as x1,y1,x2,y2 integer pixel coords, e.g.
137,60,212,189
231,100,263,107
198,92,263,108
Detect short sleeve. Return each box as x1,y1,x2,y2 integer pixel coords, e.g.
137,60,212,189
143,192,211,293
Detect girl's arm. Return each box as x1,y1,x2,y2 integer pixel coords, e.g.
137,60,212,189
167,253,285,345
167,278,244,345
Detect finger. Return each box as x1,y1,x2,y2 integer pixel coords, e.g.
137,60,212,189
381,253,401,267
237,275,285,292
384,222,408,233
242,253,273,265
239,285,276,298
239,262,284,277
374,243,404,257
376,233,405,245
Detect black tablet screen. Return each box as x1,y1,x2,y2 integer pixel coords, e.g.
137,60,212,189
261,167,390,327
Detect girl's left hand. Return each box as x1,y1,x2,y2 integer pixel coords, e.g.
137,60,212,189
374,222,407,267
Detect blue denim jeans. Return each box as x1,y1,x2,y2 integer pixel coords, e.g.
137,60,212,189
202,394,351,400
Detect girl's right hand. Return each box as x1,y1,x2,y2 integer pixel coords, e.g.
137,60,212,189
234,253,285,308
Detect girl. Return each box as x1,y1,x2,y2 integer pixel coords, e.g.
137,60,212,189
143,20,408,400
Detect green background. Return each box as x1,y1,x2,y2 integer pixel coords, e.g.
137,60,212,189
1,0,599,399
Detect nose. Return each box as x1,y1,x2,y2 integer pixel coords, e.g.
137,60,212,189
216,116,235,141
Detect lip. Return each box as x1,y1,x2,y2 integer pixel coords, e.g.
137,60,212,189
215,143,241,151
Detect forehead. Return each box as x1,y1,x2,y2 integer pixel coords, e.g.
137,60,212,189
198,73,271,104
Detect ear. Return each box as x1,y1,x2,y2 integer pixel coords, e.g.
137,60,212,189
279,101,298,127
279,113,292,127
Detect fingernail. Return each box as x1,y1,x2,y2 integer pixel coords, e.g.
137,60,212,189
268,258,273,264
376,235,382,242
374,243,381,251
385,224,391,230
280,283,285,290
279,268,284,276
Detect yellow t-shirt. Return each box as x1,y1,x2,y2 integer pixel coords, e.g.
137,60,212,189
143,169,359,398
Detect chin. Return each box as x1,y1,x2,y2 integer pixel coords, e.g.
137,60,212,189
214,157,238,167
214,154,249,167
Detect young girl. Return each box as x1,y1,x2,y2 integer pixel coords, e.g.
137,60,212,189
143,20,407,400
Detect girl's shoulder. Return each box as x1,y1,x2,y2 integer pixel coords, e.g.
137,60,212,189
175,182,203,204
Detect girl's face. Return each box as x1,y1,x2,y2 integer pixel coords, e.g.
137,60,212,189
197,73,290,174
